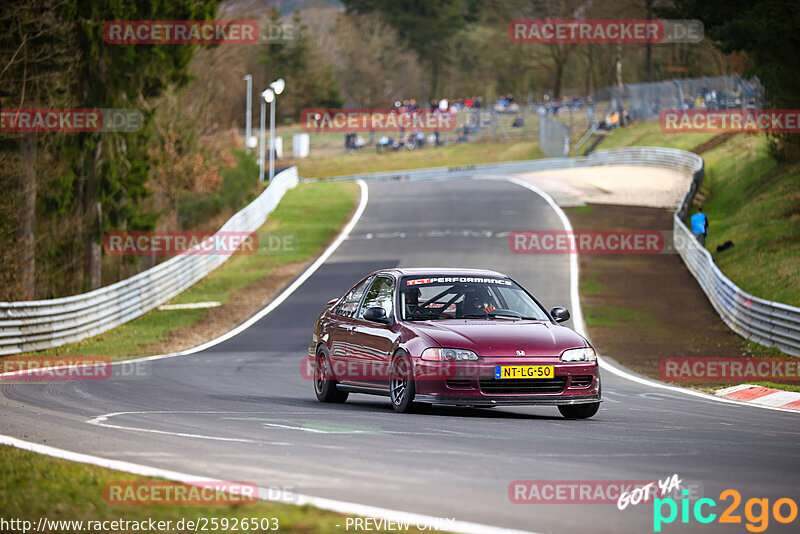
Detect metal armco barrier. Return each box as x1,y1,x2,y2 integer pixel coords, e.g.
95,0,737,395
4,148,798,357
0,167,299,356
318,147,800,357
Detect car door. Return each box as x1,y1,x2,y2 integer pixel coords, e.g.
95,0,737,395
350,275,400,388
329,276,373,379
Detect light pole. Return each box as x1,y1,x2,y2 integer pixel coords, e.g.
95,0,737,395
259,88,274,183
243,75,252,154
268,78,285,181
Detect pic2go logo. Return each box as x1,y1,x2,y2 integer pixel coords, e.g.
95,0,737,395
653,489,798,532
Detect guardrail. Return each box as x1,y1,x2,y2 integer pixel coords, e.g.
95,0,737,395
5,148,797,358
0,167,299,356
318,147,800,357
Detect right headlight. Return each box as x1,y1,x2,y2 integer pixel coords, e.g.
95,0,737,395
421,348,479,361
560,347,597,362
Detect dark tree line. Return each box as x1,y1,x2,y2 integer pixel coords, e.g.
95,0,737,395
1,0,221,299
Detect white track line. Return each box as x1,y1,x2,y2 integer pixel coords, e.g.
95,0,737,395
503,176,798,414
1,173,795,534
0,434,541,534
0,178,542,533
0,180,370,379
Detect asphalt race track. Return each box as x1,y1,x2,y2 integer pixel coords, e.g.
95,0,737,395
2,178,800,533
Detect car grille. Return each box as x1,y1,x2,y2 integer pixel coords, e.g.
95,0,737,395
571,375,593,387
445,378,474,389
478,376,566,395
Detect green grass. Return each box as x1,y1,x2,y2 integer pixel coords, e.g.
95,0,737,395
0,446,436,534
692,134,800,305
30,181,358,359
593,121,717,151
596,122,800,305
580,278,606,295
584,306,636,327
298,139,544,178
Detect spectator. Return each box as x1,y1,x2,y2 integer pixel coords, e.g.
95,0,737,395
606,111,619,129
690,207,709,246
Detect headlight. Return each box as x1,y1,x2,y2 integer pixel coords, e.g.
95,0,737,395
560,347,596,362
421,348,479,361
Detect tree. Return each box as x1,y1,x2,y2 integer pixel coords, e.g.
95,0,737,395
259,10,343,120
67,0,221,289
341,0,481,99
660,0,800,159
0,0,78,299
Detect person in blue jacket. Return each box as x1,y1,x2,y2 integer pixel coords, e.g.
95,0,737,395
690,207,708,246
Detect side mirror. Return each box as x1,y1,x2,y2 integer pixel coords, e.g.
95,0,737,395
363,306,389,323
550,307,570,323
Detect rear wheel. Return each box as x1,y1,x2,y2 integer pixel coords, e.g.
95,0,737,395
314,350,349,403
558,402,600,419
390,352,417,413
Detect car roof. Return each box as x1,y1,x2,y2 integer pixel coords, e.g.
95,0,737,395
376,267,509,278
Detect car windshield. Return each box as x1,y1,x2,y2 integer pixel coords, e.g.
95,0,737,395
399,276,549,321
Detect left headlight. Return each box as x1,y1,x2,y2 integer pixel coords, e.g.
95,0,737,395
560,347,597,362
421,348,479,361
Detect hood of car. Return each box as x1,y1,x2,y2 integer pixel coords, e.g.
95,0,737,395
407,319,587,357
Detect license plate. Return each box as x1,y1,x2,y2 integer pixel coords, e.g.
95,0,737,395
495,365,554,379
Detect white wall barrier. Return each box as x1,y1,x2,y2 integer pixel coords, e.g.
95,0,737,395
0,167,299,356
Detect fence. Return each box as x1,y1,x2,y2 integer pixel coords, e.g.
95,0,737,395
320,147,800,357
590,75,764,122
0,167,299,356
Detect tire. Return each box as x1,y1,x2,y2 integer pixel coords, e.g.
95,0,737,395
558,402,600,419
390,352,417,413
314,350,349,403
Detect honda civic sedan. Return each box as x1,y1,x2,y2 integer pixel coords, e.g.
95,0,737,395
308,268,601,418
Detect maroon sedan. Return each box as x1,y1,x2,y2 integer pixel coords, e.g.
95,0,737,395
308,268,601,418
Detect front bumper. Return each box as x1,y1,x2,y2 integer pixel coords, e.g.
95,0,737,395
412,358,600,403
414,393,601,407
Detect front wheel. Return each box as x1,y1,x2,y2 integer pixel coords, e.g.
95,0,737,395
390,352,417,413
558,402,600,419
314,351,349,403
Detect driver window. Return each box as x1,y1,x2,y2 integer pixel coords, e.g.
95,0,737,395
359,277,394,319
336,277,372,318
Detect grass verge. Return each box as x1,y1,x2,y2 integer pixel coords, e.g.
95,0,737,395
24,181,358,361
591,121,717,151
0,446,436,534
691,134,800,305
295,139,544,178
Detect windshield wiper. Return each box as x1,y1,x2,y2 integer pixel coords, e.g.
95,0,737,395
405,315,448,321
460,312,522,320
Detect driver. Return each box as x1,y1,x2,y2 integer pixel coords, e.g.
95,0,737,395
402,287,421,317
463,288,496,316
